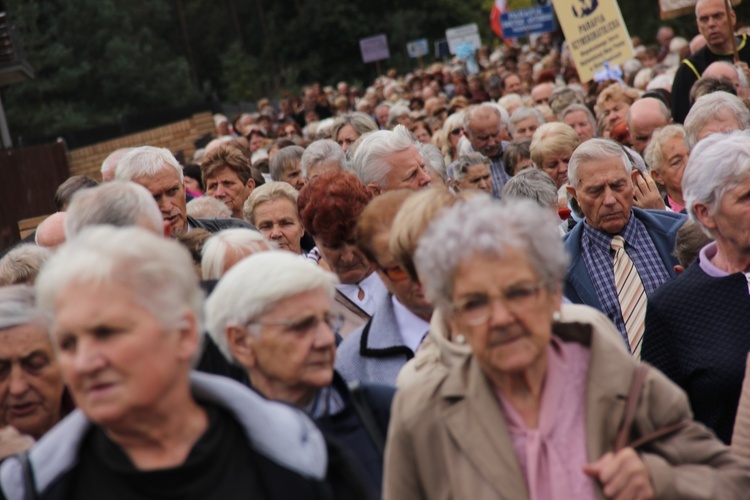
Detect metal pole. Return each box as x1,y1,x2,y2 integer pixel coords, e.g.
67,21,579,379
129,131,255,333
0,93,13,149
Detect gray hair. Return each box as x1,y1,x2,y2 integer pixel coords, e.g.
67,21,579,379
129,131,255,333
561,103,596,129
331,112,378,141
186,196,232,219
54,175,99,211
387,104,411,128
36,226,204,337
300,140,347,179
682,130,750,235
684,92,750,149
115,146,183,182
417,143,447,181
644,125,686,174
201,228,271,280
509,107,545,137
350,125,415,187
0,285,45,330
449,153,490,182
64,181,164,237
464,104,508,137
0,245,52,287
502,169,558,210
100,147,134,181
204,250,338,362
415,196,569,310
568,138,632,186
243,181,299,225
269,145,304,182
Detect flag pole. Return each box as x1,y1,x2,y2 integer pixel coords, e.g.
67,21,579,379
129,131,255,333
725,0,739,63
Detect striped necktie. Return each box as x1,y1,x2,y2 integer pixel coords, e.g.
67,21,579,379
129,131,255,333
611,235,647,358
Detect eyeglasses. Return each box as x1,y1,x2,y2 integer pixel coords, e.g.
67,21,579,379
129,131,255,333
248,312,344,336
450,128,463,136
375,262,410,282
451,282,543,326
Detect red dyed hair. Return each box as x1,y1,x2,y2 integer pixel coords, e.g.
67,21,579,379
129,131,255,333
298,171,372,244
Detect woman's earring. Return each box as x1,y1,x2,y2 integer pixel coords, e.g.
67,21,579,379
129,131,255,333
455,334,466,344
552,311,561,322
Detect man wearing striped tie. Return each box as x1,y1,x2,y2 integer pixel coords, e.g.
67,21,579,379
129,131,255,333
562,139,686,357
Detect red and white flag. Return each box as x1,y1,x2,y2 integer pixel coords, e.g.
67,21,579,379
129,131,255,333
490,0,507,39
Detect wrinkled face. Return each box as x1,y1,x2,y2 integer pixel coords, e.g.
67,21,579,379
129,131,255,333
382,145,432,191
316,234,372,285
134,167,187,235
513,118,541,139
539,150,573,189
458,163,492,194
375,106,390,127
336,124,360,153
0,324,64,440
244,289,336,400
695,110,743,144
696,0,736,52
512,158,533,176
652,136,688,201
205,167,254,218
448,252,560,379
531,84,554,105
564,110,596,143
601,100,631,131
569,156,635,234
52,282,196,429
370,232,433,320
503,75,522,95
414,126,432,144
254,198,304,254
696,175,750,257
280,160,307,191
468,112,504,158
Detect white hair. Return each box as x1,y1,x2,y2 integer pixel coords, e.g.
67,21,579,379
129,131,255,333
644,125,686,174
100,148,134,181
463,103,508,138
270,146,304,182
417,143,447,181
509,107,546,137
568,138,632,186
204,250,338,362
0,285,45,330
350,125,415,187
64,181,163,237
300,140,347,179
684,92,750,149
683,130,750,235
35,226,204,338
186,196,232,219
115,146,183,182
201,228,271,280
0,245,52,286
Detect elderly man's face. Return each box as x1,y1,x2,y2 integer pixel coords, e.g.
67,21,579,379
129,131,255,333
564,110,596,143
513,118,541,139
375,107,390,127
468,112,504,159
205,167,255,219
531,84,554,105
381,145,431,192
133,166,187,235
629,108,670,156
568,156,635,234
316,235,372,285
503,75,522,96
52,281,198,428
695,109,743,144
0,324,64,440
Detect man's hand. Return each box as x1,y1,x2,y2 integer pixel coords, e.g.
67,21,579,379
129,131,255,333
0,426,34,461
633,172,666,210
583,448,655,500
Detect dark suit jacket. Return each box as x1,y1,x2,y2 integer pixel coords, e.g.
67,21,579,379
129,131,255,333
562,208,686,309
187,215,256,233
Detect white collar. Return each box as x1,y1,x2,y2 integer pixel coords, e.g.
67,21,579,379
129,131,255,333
392,296,430,353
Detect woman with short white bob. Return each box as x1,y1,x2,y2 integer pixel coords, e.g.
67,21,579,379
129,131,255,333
243,182,306,255
384,197,747,500
205,251,394,500
0,226,343,499
201,228,271,280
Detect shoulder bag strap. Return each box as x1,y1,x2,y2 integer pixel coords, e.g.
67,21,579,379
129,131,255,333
347,381,386,456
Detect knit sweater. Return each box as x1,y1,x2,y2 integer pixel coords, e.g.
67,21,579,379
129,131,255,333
641,261,750,444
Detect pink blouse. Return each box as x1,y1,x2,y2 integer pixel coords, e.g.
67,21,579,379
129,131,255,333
496,337,598,500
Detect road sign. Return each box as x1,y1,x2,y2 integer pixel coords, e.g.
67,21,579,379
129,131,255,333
407,39,429,58
359,34,390,64
500,5,556,39
445,23,481,55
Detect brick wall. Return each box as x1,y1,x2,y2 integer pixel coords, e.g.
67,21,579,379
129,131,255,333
67,111,214,180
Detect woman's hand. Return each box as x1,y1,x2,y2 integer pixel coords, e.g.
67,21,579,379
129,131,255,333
583,447,654,500
633,172,666,211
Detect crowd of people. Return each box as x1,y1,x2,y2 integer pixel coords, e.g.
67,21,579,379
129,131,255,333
2,0,750,498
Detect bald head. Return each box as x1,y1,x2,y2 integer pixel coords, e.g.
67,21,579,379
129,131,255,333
704,61,748,97
100,147,134,182
35,212,67,249
627,98,672,156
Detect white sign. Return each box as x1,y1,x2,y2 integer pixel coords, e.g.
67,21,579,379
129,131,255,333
359,34,390,64
445,23,482,55
407,38,429,58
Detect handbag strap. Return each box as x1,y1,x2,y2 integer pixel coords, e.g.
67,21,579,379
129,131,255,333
347,381,386,456
615,364,650,452
18,451,39,500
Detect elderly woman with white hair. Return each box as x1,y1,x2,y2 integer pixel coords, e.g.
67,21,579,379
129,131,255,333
243,182,306,255
530,122,580,189
0,226,354,499
384,196,748,500
683,91,750,149
269,145,306,191
644,125,689,213
205,251,394,500
300,140,346,182
331,112,378,153
201,228,271,280
448,153,493,194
